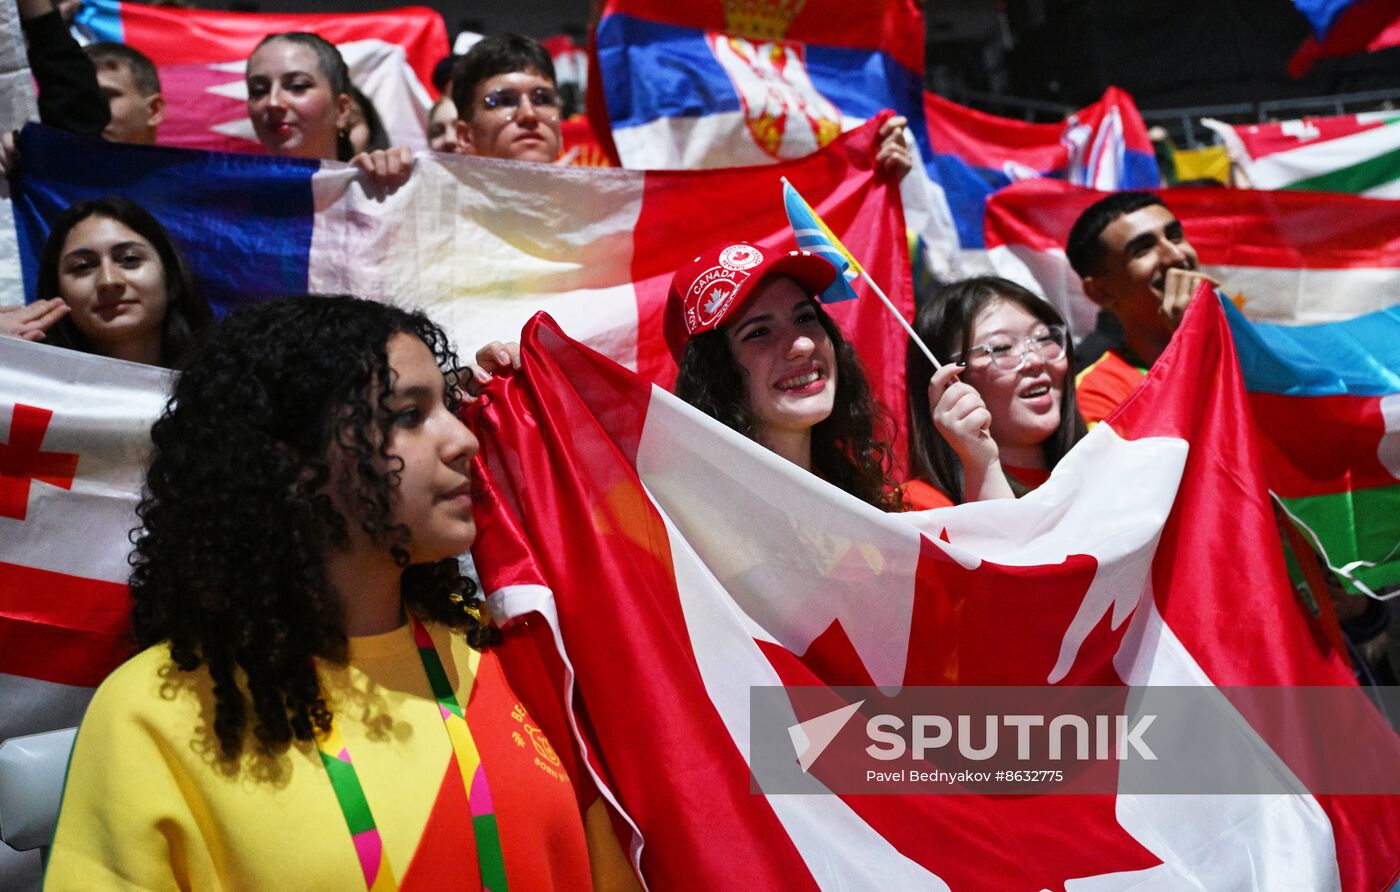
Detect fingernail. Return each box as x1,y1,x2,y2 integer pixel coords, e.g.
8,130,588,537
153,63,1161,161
956,361,967,368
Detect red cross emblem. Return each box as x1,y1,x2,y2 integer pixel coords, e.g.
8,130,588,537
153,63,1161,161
0,404,80,521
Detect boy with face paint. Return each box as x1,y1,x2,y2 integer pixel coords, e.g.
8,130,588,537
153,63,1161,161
1066,191,1215,426
446,33,915,176
449,34,565,164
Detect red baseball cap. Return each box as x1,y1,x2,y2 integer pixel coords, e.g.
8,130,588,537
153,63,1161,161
664,241,836,357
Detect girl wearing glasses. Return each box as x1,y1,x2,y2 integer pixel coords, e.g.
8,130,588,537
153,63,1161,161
245,32,413,193
904,276,1085,508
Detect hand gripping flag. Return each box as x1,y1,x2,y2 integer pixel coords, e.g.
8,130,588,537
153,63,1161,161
589,0,962,277
468,297,1400,888
3,120,913,451
983,178,1400,337
782,178,861,302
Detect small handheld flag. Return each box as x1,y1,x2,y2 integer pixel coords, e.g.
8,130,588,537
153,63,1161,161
780,177,941,368
782,178,863,303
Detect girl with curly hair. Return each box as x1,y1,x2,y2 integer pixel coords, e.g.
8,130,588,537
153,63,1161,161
905,276,1086,508
1,195,212,366
45,295,638,891
666,240,902,511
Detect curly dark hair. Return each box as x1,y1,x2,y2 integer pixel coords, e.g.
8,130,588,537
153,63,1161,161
36,196,213,370
129,294,494,759
906,276,1086,504
675,299,901,511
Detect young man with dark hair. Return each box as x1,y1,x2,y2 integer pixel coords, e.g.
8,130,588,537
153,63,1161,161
1066,190,1212,425
84,42,164,145
450,33,563,164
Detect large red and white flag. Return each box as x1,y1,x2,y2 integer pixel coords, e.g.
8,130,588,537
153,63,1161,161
984,178,1400,336
469,296,1400,888
0,338,167,742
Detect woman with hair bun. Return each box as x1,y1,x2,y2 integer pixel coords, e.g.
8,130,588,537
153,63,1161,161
44,295,639,891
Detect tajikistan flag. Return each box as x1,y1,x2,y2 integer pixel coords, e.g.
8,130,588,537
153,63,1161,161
1205,112,1400,198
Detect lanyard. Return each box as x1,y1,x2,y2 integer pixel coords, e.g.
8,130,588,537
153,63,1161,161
316,615,508,891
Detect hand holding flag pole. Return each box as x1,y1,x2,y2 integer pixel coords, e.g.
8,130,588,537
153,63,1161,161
780,177,941,369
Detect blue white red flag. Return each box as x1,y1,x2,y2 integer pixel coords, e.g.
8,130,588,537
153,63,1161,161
1288,0,1400,76
3,121,913,416
593,0,924,170
589,0,962,276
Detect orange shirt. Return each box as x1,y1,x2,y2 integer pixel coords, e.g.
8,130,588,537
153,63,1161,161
1075,349,1148,427
902,478,956,510
903,465,1052,510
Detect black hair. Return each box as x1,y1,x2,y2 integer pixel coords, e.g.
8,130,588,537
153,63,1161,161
905,276,1085,504
1065,191,1165,279
675,294,901,511
36,196,213,369
84,43,161,95
349,86,391,154
130,294,494,759
450,33,556,119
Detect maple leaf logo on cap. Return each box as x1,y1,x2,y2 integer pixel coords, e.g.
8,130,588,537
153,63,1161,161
719,244,764,271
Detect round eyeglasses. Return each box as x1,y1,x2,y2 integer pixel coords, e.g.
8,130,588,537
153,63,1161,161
480,87,562,121
951,325,1068,372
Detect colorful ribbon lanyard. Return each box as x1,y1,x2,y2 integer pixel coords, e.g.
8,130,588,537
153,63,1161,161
315,614,508,891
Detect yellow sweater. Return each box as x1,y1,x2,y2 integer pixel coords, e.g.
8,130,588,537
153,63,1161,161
44,621,591,891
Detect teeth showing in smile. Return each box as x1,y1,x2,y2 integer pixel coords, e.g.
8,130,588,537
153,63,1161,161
778,370,821,391
1022,385,1050,398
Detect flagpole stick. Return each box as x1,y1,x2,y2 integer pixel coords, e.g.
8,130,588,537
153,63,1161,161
858,269,942,369
779,175,942,368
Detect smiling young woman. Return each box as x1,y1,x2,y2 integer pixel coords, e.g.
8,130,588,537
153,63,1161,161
10,195,214,368
245,32,413,193
905,276,1086,507
667,240,901,511
43,296,640,892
